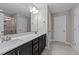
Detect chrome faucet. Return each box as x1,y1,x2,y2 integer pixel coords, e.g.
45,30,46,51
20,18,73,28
1,35,11,43
35,32,37,34
6,36,11,41
1,36,6,43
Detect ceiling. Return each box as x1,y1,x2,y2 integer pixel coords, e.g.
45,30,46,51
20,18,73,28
0,3,76,17
48,3,76,14
0,3,33,17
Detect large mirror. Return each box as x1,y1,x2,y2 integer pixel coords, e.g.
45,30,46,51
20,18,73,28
0,3,38,35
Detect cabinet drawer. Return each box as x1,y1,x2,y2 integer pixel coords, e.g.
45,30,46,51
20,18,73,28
33,43,38,51
17,41,32,55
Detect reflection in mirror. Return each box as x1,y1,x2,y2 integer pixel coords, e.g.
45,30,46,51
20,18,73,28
0,3,35,35
4,17,16,35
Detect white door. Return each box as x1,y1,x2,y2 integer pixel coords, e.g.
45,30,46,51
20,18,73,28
54,15,66,42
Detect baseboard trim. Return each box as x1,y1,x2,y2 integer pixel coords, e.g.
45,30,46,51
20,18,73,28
65,42,72,45
52,40,74,48
65,42,79,54
72,45,79,54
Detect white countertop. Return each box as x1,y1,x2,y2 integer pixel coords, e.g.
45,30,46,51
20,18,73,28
0,32,46,55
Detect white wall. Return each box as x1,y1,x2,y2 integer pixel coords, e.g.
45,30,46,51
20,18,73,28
0,13,5,35
27,17,31,32
14,14,30,34
31,13,38,32
31,4,48,34
47,8,53,43
37,5,48,34
72,4,79,53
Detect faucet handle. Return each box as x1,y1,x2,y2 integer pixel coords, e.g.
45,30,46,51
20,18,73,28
1,31,4,35
6,36,11,41
1,36,5,43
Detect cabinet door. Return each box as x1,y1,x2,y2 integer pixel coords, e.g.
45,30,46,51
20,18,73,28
32,43,39,55
32,38,39,55
43,34,46,48
38,34,46,54
38,35,44,54
18,41,32,55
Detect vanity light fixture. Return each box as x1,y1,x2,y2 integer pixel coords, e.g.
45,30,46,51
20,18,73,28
30,7,38,14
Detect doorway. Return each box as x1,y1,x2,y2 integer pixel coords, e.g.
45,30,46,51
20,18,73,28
54,15,66,42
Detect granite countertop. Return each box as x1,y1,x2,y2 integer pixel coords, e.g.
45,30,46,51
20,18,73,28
0,32,46,55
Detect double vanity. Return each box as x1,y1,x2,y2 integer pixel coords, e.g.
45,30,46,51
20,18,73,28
0,32,46,55
0,3,47,55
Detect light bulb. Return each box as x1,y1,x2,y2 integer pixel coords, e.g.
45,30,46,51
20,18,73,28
30,7,38,14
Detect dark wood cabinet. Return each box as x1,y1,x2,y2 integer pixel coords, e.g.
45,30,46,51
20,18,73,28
32,38,39,55
38,36,43,54
32,34,46,55
18,41,32,55
4,49,17,55
43,34,46,49
4,41,32,55
4,34,46,55
38,34,46,54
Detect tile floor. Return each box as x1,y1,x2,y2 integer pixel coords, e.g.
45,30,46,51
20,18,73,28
42,41,79,55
